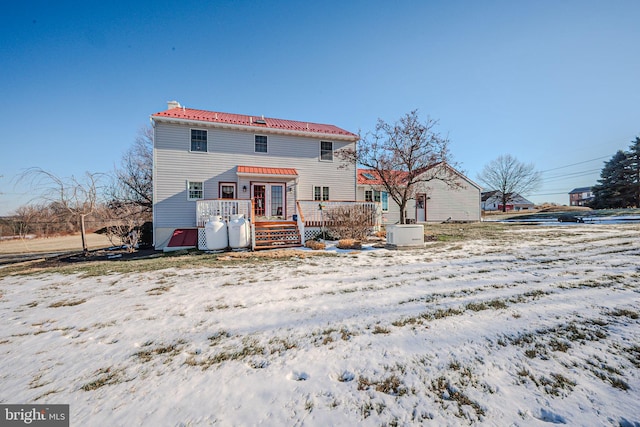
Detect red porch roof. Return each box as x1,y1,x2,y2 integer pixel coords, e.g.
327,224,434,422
237,165,298,176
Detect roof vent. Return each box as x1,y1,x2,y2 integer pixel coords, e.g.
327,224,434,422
167,100,181,110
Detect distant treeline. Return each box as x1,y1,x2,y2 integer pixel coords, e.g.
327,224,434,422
0,202,132,238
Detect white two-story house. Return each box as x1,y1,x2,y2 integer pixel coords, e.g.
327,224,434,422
151,101,359,250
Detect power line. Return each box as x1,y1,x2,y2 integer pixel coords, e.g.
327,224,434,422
544,168,600,179
540,155,610,173
543,169,601,183
529,191,570,196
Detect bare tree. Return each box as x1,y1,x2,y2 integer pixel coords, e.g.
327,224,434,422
13,204,41,239
96,202,147,252
477,155,541,212
20,168,104,254
340,110,459,224
108,126,153,215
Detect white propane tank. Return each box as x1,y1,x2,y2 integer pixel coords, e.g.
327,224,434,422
204,216,228,250
228,214,251,249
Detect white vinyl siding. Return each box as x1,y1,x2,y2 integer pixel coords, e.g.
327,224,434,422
423,179,480,222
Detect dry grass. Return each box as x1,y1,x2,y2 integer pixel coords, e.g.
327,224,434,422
0,233,112,254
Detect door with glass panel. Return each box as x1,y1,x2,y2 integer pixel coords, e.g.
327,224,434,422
252,183,284,219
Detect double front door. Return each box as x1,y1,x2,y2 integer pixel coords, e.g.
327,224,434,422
252,183,285,218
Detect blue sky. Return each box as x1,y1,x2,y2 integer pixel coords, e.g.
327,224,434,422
1,0,639,215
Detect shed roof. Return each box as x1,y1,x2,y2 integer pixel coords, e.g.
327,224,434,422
237,166,298,176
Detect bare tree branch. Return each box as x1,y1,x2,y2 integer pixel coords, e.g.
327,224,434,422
338,110,459,223
107,126,153,214
18,168,105,254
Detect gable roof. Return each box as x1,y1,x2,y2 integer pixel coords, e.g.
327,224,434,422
481,190,500,202
481,191,534,205
152,104,358,141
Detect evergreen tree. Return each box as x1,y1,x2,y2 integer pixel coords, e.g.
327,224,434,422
590,150,634,208
626,137,640,207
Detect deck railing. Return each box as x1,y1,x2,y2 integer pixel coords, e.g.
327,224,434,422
196,199,253,227
296,200,382,229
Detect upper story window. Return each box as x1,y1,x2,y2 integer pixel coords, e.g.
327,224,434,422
187,181,204,200
191,129,207,152
255,135,268,153
320,141,333,161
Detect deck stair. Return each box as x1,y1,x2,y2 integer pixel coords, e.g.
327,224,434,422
254,221,302,250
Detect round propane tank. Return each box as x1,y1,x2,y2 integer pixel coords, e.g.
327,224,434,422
204,216,228,250
228,214,251,248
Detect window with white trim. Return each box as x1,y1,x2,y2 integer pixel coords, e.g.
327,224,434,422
314,186,329,201
320,141,333,161
255,135,267,153
365,190,373,202
220,183,236,199
365,189,388,211
381,191,389,211
191,129,207,152
187,181,204,200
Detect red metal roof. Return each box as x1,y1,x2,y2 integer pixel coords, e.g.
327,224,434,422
237,165,298,176
357,169,409,185
152,106,358,139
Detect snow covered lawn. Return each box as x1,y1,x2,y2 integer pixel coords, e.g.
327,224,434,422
1,224,639,426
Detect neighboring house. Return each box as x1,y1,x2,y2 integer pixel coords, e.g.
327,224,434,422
356,165,482,224
481,191,535,211
569,187,594,206
151,101,359,250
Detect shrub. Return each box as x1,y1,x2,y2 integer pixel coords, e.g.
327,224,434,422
325,206,375,240
337,239,362,250
305,240,326,250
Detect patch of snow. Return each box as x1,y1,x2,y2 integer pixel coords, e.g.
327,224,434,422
0,224,639,425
